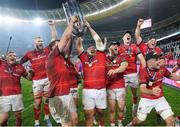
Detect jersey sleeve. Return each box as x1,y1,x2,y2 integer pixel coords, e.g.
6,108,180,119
156,47,164,57
119,54,128,63
97,50,106,57
138,42,147,52
163,67,171,78
78,51,87,63
44,46,51,54
20,52,29,64
51,46,64,57
139,68,148,84
137,41,146,47
21,66,28,78
133,44,141,55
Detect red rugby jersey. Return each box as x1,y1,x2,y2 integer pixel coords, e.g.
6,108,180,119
106,54,126,89
79,51,106,89
46,46,71,97
139,67,171,99
20,47,50,80
67,59,78,88
0,60,27,96
118,44,141,74
138,42,163,56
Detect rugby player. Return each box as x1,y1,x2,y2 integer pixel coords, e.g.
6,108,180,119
135,19,165,65
135,18,166,121
0,51,31,126
118,31,146,117
19,20,57,126
106,42,128,126
67,57,80,125
128,52,180,126
75,21,107,126
46,16,78,126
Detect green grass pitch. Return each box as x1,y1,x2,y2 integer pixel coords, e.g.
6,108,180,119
7,78,180,126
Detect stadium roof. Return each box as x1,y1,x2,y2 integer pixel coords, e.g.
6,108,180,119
0,0,88,10
0,0,179,31
92,0,180,31
0,0,179,56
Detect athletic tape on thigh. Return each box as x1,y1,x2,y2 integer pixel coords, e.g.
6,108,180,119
137,112,147,121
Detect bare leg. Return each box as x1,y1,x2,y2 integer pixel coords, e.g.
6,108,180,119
84,109,95,126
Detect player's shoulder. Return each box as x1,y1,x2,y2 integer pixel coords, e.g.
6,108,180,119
96,50,105,55
118,44,124,48
155,46,163,52
137,41,147,47
0,59,6,63
79,51,87,58
158,66,169,74
139,67,147,73
118,44,126,53
96,51,106,59
44,46,51,53
131,43,137,47
15,63,26,71
131,43,140,49
160,66,168,70
15,63,24,68
25,50,34,56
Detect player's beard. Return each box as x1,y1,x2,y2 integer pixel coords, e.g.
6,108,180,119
36,44,44,52
8,58,16,65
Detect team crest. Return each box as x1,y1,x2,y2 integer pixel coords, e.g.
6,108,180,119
16,68,22,73
159,70,164,74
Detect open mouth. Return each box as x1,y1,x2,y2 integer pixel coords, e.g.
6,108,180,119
114,48,118,51
151,43,155,47
10,59,15,62
39,44,43,47
91,51,95,54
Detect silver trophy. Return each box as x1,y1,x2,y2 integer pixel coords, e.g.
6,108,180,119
62,0,86,37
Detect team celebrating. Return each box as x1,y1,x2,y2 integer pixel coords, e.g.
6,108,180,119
0,16,180,126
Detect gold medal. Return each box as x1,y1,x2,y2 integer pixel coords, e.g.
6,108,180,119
113,59,116,63
148,81,153,86
89,63,92,67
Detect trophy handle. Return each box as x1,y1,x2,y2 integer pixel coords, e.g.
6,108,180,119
74,0,84,23
63,0,86,37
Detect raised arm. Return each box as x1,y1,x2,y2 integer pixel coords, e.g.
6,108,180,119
137,53,146,68
75,37,84,55
20,53,29,64
48,20,58,41
85,21,106,51
169,73,180,81
171,65,179,73
58,16,77,54
135,19,144,45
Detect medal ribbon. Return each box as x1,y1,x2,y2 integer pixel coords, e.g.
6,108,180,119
146,67,157,82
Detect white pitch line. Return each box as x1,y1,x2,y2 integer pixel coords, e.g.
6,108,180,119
22,103,34,112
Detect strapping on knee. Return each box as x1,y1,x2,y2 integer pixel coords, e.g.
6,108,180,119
160,109,174,120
